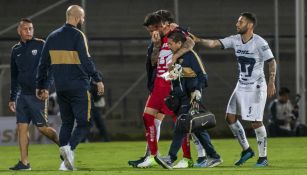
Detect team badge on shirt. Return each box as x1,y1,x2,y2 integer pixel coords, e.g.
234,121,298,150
261,45,270,51
32,49,38,56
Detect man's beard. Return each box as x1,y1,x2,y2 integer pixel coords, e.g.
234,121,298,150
237,27,247,35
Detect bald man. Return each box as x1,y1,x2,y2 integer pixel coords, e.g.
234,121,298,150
36,5,104,171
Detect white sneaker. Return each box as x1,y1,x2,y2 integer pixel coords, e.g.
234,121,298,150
59,161,68,171
60,145,74,170
136,155,155,168
173,158,193,169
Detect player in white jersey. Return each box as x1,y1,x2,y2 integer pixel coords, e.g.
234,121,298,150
185,12,277,167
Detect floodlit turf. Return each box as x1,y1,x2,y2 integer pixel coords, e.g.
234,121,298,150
0,137,306,174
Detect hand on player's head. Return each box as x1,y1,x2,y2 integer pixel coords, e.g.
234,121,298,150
170,23,179,31
151,31,161,48
188,33,200,43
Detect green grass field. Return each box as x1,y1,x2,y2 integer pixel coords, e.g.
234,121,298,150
0,137,306,175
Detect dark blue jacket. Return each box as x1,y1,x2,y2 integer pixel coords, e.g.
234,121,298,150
10,38,47,101
145,42,156,92
171,50,208,97
36,23,102,92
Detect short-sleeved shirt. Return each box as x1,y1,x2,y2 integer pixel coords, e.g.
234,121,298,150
219,34,274,89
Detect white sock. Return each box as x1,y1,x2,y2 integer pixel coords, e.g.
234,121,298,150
144,145,150,157
254,125,267,157
229,120,250,150
143,119,162,157
154,118,162,141
191,133,206,157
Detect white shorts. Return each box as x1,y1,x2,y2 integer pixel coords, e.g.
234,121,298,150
226,81,267,121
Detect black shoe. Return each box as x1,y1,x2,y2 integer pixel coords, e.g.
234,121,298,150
128,156,146,168
9,161,31,170
196,156,207,164
255,157,268,167
154,155,173,169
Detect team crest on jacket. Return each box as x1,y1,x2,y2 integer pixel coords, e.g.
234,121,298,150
32,49,38,56
178,58,184,64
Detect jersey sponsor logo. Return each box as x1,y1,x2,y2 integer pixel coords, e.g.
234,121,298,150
261,45,270,51
236,50,253,54
17,54,21,57
157,54,172,76
32,49,38,56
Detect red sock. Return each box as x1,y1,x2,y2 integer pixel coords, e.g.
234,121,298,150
182,134,191,159
143,113,157,156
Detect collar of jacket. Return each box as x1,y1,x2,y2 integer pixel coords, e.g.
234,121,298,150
65,23,76,28
20,38,35,45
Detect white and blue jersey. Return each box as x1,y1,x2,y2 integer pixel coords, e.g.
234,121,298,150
220,34,274,121
220,34,274,91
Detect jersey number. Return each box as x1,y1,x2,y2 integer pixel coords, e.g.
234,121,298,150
238,56,256,80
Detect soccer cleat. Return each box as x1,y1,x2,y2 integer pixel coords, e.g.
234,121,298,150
235,147,255,166
255,157,268,167
9,161,31,171
207,157,223,167
128,156,146,168
154,155,173,169
173,158,194,169
194,157,208,168
136,155,156,168
59,161,69,171
60,145,74,170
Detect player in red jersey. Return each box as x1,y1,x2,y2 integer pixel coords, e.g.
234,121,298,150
129,10,198,168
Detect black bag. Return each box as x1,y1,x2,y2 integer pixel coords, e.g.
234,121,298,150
176,103,216,133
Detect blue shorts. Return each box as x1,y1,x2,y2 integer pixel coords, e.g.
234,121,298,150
16,94,48,127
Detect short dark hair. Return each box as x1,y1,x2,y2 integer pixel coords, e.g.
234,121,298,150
155,9,174,23
143,13,163,27
167,31,186,43
20,18,32,23
279,87,290,96
240,12,257,27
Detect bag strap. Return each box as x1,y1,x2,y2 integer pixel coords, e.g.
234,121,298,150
191,99,208,112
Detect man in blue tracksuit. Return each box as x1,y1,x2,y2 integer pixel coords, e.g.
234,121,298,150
155,31,222,169
9,18,60,171
36,5,104,171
